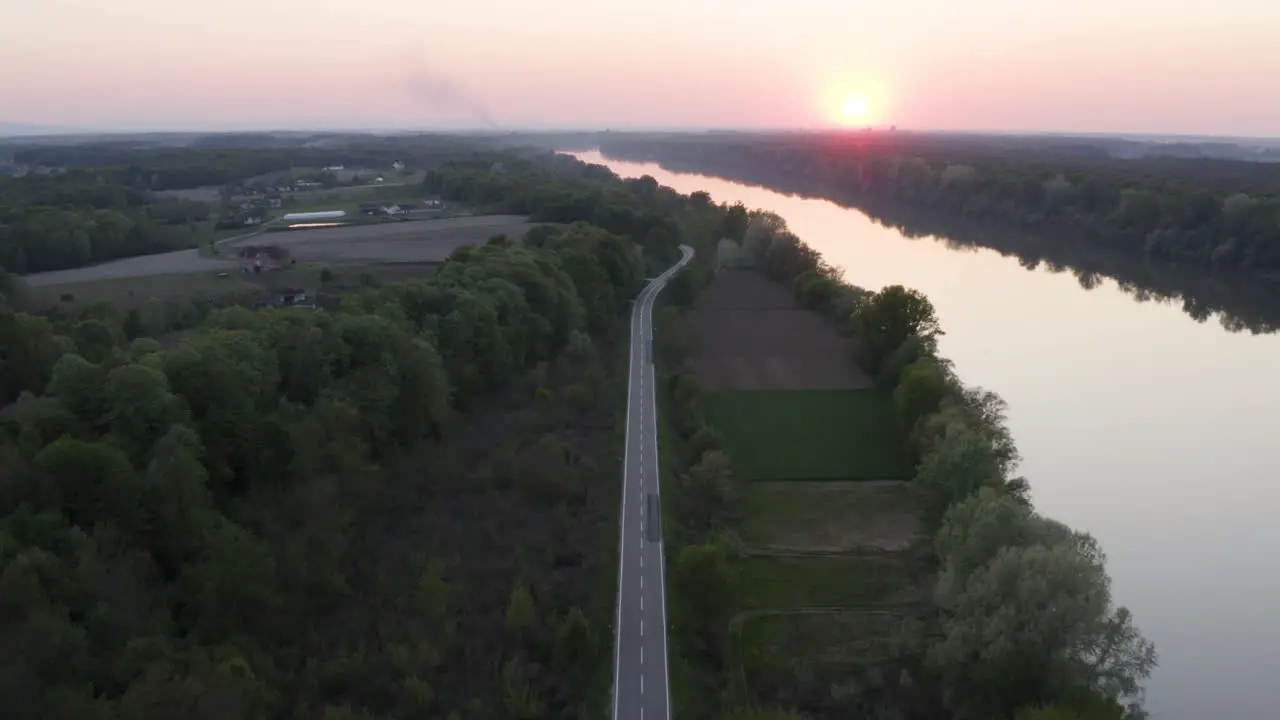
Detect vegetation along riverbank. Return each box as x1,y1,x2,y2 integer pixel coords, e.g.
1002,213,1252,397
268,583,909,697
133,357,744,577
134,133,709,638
653,203,1157,720
594,131,1280,333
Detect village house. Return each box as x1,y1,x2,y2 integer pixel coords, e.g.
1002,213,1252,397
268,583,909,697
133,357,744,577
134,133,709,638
238,245,290,274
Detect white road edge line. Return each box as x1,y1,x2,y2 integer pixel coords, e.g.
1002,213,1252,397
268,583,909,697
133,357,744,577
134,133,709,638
610,283,644,720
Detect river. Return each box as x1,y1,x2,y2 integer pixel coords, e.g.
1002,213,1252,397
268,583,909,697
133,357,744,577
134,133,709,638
571,150,1280,719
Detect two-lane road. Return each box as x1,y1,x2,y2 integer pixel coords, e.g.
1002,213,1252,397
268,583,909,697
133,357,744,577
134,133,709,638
611,245,694,720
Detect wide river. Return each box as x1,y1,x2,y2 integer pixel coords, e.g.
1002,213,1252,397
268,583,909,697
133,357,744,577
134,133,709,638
572,150,1280,719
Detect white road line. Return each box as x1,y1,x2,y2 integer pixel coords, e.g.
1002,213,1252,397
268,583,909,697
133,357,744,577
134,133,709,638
610,276,644,720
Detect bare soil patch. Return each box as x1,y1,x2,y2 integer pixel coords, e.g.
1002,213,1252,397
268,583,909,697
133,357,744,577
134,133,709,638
690,270,872,391
227,215,537,263
23,250,238,288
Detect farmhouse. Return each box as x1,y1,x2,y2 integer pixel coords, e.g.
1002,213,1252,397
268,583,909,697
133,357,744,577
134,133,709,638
238,245,290,274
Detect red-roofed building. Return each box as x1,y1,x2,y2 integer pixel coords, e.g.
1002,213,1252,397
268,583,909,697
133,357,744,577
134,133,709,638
238,245,289,274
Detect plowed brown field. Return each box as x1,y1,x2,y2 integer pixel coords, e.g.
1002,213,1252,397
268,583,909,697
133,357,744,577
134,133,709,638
690,270,872,391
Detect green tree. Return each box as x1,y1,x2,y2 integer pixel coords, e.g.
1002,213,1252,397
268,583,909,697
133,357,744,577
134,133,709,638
33,437,145,536
679,450,737,536
916,386,1021,476
506,582,535,639
69,319,120,364
47,353,107,428
672,542,734,664
853,285,941,372
552,607,593,683
930,543,1155,719
103,363,186,463
914,420,1004,531
893,359,952,439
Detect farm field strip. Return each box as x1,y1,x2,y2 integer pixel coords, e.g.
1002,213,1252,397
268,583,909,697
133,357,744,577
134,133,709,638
686,268,925,713
705,389,910,481
738,555,923,610
741,480,920,553
690,271,872,391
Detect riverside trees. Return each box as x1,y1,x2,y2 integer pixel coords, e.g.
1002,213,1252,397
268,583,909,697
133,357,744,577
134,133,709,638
736,212,1157,719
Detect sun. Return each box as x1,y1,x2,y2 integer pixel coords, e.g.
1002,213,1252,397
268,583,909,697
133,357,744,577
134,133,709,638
841,95,869,124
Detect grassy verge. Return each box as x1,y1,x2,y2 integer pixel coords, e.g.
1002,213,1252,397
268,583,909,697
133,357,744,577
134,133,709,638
741,481,919,552
738,556,920,610
741,611,910,673
652,294,710,720
705,389,909,481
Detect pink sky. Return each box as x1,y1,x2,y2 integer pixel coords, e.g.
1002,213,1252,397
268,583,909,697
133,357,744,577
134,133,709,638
4,0,1280,135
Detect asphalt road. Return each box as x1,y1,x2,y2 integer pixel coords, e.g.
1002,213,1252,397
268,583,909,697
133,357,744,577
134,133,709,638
611,244,695,720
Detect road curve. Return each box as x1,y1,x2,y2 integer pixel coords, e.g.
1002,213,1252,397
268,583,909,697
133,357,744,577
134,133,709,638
611,244,694,720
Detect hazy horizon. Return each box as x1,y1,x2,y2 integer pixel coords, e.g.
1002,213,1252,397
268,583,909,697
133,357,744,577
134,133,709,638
5,0,1280,137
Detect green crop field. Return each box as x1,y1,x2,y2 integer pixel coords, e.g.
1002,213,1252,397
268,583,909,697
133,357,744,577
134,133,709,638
705,389,909,480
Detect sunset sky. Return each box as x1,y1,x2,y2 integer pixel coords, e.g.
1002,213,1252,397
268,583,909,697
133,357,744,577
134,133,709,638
4,0,1280,136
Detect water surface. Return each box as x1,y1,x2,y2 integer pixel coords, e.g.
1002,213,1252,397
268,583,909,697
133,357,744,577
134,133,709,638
572,150,1280,720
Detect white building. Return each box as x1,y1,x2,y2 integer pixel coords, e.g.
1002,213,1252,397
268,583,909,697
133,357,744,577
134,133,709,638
281,210,347,222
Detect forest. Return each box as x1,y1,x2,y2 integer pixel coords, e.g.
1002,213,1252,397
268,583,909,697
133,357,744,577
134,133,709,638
0,148,727,719
652,207,1156,720
0,169,212,273
597,131,1280,278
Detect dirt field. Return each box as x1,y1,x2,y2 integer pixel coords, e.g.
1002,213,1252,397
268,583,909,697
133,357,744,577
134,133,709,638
690,270,872,391
225,215,537,264
21,216,533,288
22,250,238,287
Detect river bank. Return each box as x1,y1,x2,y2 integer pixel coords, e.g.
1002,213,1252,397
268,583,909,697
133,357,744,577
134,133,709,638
573,150,1280,719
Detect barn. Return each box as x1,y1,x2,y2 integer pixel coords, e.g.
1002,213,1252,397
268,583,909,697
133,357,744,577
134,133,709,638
238,245,290,274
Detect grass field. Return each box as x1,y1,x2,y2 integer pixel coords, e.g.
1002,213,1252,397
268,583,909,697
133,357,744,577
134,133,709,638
742,481,920,552
738,556,922,610
740,611,910,670
705,389,909,481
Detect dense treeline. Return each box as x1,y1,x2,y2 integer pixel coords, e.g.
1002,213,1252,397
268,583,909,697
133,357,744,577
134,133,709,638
424,151,699,271
599,132,1280,277
7,135,500,191
0,169,212,274
722,212,1157,720
868,202,1280,335
0,141,739,718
